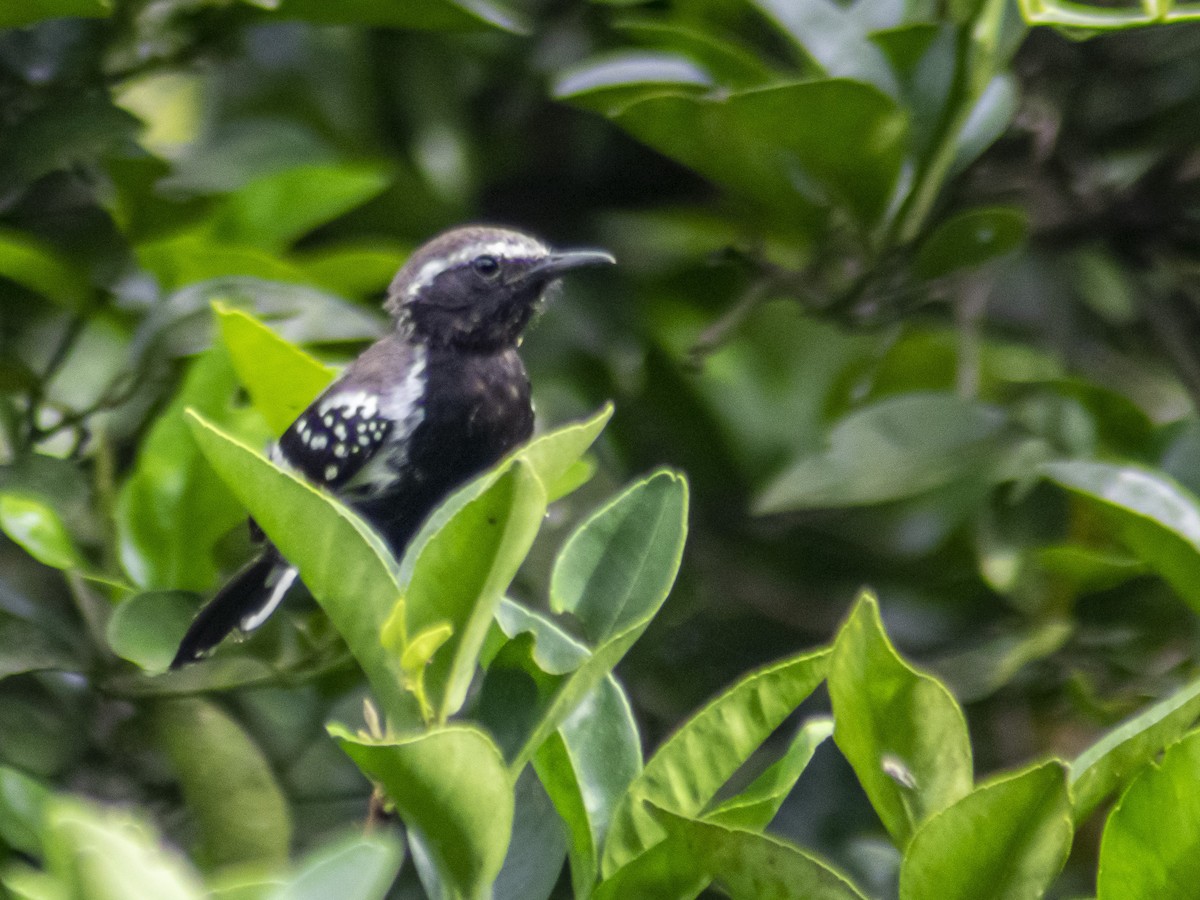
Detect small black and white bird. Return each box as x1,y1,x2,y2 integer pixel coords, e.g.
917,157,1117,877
171,225,614,668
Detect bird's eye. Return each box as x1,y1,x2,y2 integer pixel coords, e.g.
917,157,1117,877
472,255,501,278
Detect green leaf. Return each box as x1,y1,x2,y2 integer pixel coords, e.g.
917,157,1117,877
491,597,591,675
828,593,973,848
295,241,410,298
929,620,1073,704
511,471,688,771
1042,460,1200,614
116,348,265,591
1070,676,1200,821
268,0,527,32
915,206,1029,279
403,459,547,722
41,796,206,900
0,228,91,310
155,698,292,870
106,592,199,673
330,724,513,900
0,766,51,857
653,809,868,900
214,302,336,436
534,675,642,898
0,494,82,570
185,410,415,718
1097,729,1200,899
552,52,714,115
757,393,1006,512
0,0,111,25
266,830,405,900
551,468,690,644
0,614,78,682
611,79,907,228
515,403,614,499
749,0,898,96
704,716,834,829
899,761,1072,900
210,163,393,253
602,646,830,875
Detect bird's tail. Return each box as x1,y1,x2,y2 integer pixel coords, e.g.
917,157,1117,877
170,552,300,669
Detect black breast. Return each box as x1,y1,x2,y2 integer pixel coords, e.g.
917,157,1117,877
356,346,534,553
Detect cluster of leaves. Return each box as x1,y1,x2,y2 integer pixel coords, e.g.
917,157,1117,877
5,0,1200,898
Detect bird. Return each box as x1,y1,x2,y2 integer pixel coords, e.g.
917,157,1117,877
170,225,615,668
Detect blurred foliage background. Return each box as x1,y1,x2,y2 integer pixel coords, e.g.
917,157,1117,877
3,0,1200,896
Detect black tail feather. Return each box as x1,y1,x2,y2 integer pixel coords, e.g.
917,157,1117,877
171,552,287,669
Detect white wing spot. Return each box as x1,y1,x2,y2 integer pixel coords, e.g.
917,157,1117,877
324,464,339,482
310,434,327,450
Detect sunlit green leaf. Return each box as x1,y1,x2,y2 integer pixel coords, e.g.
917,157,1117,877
0,494,82,570
155,698,292,870
704,716,834,829
900,761,1072,899
1070,676,1200,821
214,302,335,435
602,646,829,875
828,593,973,848
1097,729,1200,899
42,797,206,900
330,724,513,900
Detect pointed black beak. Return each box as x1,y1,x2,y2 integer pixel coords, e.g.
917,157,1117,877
526,248,616,281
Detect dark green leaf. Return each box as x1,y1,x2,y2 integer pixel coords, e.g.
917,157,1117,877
155,698,292,870
330,724,513,900
269,0,527,32
602,646,830,874
0,0,111,26
1097,729,1200,899
0,228,91,310
106,592,198,673
915,206,1029,279
1042,460,1200,614
899,761,1072,900
756,393,1006,511
1070,676,1200,821
0,766,51,857
828,593,973,847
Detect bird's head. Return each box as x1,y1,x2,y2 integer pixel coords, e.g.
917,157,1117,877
385,225,614,350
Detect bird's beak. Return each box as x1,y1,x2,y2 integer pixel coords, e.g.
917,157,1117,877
526,249,616,281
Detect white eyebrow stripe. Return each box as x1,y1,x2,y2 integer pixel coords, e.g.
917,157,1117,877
403,236,548,301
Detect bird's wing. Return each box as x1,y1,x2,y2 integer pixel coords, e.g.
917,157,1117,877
273,337,426,491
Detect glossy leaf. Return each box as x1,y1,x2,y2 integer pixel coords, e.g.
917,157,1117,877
492,768,568,900
186,410,415,718
611,79,907,227
214,302,335,436
915,206,1029,279
210,163,393,253
653,809,868,900
899,761,1072,900
552,52,713,115
267,831,405,900
1097,729,1200,899
512,471,688,771
602,646,830,875
757,393,1006,512
0,494,82,570
41,797,206,900
155,698,292,870
551,468,690,644
704,716,834,829
534,675,642,898
105,592,199,673
330,724,513,900
828,593,973,847
1042,460,1200,613
1070,675,1200,821
0,227,91,310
